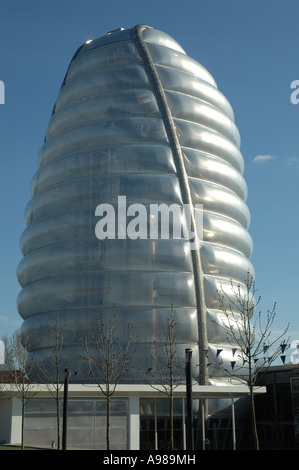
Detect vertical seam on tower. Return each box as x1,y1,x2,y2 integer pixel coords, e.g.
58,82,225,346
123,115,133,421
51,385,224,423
131,25,209,385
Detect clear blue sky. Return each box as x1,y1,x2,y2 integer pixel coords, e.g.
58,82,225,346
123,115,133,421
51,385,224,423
0,0,298,362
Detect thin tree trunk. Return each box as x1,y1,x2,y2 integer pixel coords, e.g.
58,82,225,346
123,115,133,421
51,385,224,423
57,396,61,449
170,394,174,450
106,394,111,450
249,384,259,450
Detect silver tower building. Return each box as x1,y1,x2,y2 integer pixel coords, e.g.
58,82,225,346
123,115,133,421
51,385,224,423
17,25,253,394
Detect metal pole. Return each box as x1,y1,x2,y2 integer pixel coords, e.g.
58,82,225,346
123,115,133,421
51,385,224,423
185,348,194,450
201,400,206,450
182,397,186,450
62,369,70,450
231,398,236,450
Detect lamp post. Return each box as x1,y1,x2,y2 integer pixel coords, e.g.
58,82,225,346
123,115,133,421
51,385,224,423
185,348,194,450
62,369,70,450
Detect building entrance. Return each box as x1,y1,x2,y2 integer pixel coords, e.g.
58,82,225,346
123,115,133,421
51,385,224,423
140,398,187,450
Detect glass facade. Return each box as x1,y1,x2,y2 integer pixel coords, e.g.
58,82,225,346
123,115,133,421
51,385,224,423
140,398,186,450
17,25,253,398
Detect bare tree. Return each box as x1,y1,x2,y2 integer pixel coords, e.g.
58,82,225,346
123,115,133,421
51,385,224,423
140,309,185,450
82,308,136,450
5,331,37,449
215,274,289,450
36,315,72,449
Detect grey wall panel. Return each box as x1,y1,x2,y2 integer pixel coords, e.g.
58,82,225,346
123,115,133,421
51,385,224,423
55,64,151,111
25,174,183,224
31,145,177,195
66,41,142,83
145,42,217,87
17,238,193,286
20,307,199,350
156,65,235,120
47,89,160,139
165,90,240,147
183,149,247,200
38,117,169,167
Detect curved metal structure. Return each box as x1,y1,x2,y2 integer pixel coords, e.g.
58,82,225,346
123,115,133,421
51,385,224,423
17,25,254,392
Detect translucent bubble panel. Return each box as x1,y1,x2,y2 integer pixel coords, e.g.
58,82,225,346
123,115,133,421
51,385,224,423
17,25,253,388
